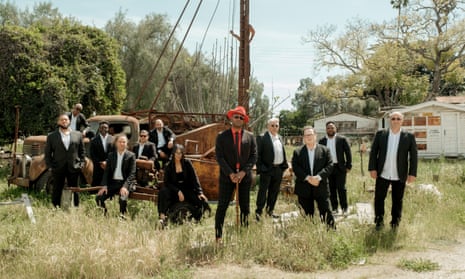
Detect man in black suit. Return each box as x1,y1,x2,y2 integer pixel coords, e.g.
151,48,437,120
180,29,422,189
96,134,136,217
67,103,88,133
255,118,288,221
149,119,176,168
319,121,352,215
89,121,113,186
215,106,257,243
132,129,157,186
44,113,86,208
292,126,335,229
369,111,418,230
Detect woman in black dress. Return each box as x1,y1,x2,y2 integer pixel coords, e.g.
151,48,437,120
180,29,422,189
157,144,208,226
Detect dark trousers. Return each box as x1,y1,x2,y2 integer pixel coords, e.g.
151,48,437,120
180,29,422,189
157,146,172,169
215,176,251,238
256,167,283,215
328,166,348,211
91,165,104,186
95,180,128,215
374,177,406,225
51,168,80,208
297,187,335,227
157,186,203,216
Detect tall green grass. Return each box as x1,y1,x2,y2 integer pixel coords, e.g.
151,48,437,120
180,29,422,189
1,148,464,278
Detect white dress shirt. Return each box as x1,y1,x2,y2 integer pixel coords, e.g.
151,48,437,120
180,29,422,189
381,130,401,181
113,152,124,180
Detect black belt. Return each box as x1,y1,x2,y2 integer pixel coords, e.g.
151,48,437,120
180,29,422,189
273,164,282,167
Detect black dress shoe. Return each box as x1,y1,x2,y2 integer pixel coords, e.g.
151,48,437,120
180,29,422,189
269,213,280,219
375,222,384,231
390,222,399,231
255,213,261,222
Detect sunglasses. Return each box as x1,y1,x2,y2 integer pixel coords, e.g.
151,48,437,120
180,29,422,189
391,118,402,121
233,115,244,120
271,124,279,128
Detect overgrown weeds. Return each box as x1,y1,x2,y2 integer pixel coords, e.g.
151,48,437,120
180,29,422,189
397,257,440,272
0,152,464,278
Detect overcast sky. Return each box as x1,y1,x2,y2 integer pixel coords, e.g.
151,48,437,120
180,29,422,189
15,0,397,111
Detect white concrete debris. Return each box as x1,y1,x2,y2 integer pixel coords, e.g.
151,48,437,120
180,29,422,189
417,184,442,198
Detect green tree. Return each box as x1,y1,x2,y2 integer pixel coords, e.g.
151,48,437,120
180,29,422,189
0,4,125,140
383,0,465,98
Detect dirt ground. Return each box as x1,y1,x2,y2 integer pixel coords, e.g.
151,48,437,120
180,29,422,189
193,235,465,278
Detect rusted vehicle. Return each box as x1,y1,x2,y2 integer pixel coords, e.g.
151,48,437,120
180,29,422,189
8,135,93,193
85,115,141,150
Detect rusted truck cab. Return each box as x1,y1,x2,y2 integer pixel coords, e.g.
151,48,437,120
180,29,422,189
8,135,52,192
85,115,140,150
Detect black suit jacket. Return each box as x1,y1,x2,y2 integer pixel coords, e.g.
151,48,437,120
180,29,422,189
256,131,288,174
132,142,157,162
215,128,257,182
44,129,85,172
149,127,176,150
319,135,352,171
292,144,333,198
67,112,88,132
89,134,114,165
368,129,418,183
102,150,137,190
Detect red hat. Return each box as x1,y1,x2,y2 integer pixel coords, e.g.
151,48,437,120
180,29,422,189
227,106,249,123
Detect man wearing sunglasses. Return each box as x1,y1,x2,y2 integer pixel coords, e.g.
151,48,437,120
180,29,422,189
215,106,257,244
133,130,157,186
369,111,418,231
255,118,288,221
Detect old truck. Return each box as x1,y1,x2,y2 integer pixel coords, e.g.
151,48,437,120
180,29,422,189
8,114,227,201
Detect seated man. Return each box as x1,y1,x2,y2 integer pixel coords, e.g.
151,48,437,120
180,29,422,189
96,134,136,217
149,119,176,169
132,130,157,186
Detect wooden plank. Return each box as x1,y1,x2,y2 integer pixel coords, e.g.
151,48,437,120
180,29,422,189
64,186,103,193
129,192,157,202
63,186,158,203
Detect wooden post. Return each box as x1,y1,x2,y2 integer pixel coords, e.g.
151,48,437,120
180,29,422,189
238,0,251,111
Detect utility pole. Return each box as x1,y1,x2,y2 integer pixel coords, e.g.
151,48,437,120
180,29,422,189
237,0,252,112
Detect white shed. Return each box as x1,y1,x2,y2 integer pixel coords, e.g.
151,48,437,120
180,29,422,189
384,101,465,158
313,113,377,136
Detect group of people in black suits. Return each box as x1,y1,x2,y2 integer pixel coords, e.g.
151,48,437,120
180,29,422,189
44,106,177,216
214,107,418,243
44,104,417,238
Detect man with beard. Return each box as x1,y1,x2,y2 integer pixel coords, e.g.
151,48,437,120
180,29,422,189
89,121,113,186
318,121,352,215
45,113,86,208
